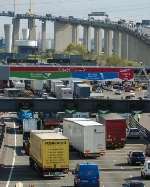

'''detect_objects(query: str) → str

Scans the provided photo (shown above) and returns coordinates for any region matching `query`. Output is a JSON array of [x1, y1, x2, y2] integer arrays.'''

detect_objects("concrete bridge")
[[1, 11, 150, 64]]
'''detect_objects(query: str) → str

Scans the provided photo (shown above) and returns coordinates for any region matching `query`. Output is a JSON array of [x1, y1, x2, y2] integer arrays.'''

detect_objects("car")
[[73, 163, 100, 187], [141, 160, 150, 178], [127, 128, 140, 139], [122, 181, 145, 187], [41, 93, 48, 98], [128, 90, 135, 97], [127, 151, 145, 165], [145, 144, 150, 157], [115, 89, 122, 95]]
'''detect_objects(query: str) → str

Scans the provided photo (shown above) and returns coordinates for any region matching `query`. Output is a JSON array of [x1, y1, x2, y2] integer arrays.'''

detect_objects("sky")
[[0, 0, 150, 38]]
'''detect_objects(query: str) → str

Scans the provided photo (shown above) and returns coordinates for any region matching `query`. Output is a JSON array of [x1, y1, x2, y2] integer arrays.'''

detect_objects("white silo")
[[4, 24, 12, 53], [22, 28, 29, 40]]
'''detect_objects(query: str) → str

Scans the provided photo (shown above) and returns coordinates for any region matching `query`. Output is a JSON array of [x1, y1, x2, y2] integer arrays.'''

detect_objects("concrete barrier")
[[15, 182, 23, 187]]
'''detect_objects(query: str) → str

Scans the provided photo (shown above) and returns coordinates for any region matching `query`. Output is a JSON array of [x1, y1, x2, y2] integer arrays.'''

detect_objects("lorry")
[[63, 118, 106, 157], [97, 113, 127, 148], [29, 131, 69, 177], [22, 118, 38, 154], [17, 109, 33, 132]]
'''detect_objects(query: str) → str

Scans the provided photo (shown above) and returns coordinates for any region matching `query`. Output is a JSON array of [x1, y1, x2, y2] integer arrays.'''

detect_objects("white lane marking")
[[6, 122, 16, 187]]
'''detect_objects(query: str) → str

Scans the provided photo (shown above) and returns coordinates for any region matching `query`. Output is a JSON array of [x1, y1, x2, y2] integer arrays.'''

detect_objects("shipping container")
[[51, 80, 63, 94], [29, 131, 69, 177], [55, 84, 65, 98], [30, 80, 43, 90], [97, 113, 127, 148], [70, 80, 83, 96], [60, 87, 73, 99], [76, 83, 91, 98], [63, 118, 106, 157], [23, 118, 37, 132]]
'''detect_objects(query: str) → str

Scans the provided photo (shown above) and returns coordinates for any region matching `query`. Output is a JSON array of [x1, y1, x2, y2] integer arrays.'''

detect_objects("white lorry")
[[63, 118, 106, 157]]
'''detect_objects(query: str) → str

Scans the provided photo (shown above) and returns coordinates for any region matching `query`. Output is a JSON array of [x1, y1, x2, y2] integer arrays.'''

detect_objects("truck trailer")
[[63, 118, 106, 157], [29, 131, 69, 177], [97, 113, 127, 148]]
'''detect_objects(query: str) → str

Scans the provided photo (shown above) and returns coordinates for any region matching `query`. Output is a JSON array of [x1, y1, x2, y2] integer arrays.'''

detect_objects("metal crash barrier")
[[129, 115, 150, 142]]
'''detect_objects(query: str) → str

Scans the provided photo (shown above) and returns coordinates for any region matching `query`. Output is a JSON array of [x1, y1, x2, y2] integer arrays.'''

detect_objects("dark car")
[[127, 151, 145, 165], [73, 163, 100, 187], [122, 181, 145, 187]]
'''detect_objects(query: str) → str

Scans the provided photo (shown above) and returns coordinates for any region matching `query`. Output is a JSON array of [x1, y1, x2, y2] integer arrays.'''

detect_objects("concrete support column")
[[28, 18, 36, 40], [83, 26, 91, 52], [4, 24, 12, 53], [121, 32, 129, 60], [113, 31, 122, 57], [41, 21, 46, 51], [94, 27, 102, 54], [104, 29, 113, 56], [72, 25, 79, 44], [12, 18, 20, 50], [54, 21, 73, 52]]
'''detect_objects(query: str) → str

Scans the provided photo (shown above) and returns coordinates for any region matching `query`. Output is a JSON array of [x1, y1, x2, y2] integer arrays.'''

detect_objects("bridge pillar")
[[12, 18, 20, 51], [113, 31, 121, 57], [4, 24, 12, 53], [54, 21, 73, 52], [121, 32, 129, 60], [28, 18, 36, 40], [104, 29, 113, 56], [128, 35, 139, 61], [83, 26, 91, 52], [136, 40, 150, 65], [72, 25, 79, 44], [94, 27, 102, 54], [41, 21, 46, 51]]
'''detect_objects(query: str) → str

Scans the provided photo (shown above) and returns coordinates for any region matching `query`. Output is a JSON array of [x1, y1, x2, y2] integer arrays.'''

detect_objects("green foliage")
[[105, 55, 139, 67], [64, 43, 87, 56]]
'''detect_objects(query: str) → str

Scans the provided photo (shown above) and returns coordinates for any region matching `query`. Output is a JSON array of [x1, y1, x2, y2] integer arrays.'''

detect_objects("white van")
[[141, 160, 150, 178]]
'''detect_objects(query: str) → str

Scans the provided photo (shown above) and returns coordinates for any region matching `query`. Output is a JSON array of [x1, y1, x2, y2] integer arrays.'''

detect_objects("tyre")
[[141, 172, 145, 179], [29, 157, 34, 168]]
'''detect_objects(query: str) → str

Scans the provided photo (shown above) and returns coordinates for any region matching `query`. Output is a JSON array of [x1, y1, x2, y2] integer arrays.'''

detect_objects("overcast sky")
[[0, 0, 150, 37]]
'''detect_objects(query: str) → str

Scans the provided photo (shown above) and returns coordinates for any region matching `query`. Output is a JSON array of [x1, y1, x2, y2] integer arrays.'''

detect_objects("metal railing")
[[129, 115, 150, 142]]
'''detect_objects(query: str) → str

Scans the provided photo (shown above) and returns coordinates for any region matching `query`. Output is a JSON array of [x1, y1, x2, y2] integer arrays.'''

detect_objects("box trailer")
[[29, 131, 69, 177], [63, 118, 105, 157], [97, 113, 127, 148], [22, 118, 38, 155]]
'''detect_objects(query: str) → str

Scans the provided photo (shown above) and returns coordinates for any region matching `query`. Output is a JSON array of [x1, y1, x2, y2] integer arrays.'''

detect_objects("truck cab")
[[73, 163, 100, 187]]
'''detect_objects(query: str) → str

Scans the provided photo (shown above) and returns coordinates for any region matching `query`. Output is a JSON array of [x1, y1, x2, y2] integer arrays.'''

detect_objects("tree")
[[64, 43, 87, 56]]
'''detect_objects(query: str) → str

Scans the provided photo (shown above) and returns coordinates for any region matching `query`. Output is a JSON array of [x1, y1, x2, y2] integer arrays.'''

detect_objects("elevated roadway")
[[0, 11, 149, 46], [0, 98, 149, 112]]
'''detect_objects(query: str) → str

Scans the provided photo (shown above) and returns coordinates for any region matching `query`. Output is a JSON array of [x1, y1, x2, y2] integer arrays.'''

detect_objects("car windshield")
[[130, 129, 139, 132], [132, 152, 144, 157], [130, 183, 144, 187]]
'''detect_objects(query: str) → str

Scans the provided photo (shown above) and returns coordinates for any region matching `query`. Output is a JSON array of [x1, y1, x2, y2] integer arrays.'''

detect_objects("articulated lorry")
[[29, 130, 69, 177]]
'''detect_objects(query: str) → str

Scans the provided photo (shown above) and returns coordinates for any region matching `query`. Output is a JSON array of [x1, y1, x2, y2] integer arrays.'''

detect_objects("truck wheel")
[[141, 172, 145, 179], [29, 157, 34, 168]]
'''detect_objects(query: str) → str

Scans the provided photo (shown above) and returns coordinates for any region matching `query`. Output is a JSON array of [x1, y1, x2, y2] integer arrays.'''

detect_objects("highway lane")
[[1, 119, 150, 187]]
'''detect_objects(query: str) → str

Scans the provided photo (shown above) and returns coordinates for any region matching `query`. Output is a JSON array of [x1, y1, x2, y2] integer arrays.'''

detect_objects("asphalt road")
[[1, 118, 150, 187]]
